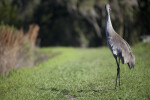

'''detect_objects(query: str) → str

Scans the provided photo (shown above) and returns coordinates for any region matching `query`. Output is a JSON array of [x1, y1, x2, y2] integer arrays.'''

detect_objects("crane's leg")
[[118, 58, 120, 86], [115, 56, 120, 89]]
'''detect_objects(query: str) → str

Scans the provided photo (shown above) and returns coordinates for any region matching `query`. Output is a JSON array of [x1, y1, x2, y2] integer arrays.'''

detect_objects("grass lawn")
[[0, 42, 150, 100]]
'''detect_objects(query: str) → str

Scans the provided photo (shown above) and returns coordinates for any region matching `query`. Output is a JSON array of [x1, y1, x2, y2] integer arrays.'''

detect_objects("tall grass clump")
[[0, 25, 36, 76]]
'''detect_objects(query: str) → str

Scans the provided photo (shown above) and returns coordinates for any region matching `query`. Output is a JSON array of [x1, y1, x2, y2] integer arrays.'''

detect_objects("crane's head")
[[105, 4, 111, 12]]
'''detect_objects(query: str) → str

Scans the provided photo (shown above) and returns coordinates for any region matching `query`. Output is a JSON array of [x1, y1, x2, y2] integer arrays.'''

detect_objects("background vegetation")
[[0, 25, 36, 75], [0, 0, 149, 47]]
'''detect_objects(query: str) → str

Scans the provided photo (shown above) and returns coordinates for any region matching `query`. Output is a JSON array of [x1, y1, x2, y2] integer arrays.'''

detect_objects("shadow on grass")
[[51, 88, 77, 99], [37, 87, 116, 99], [37, 87, 76, 99], [77, 88, 116, 93]]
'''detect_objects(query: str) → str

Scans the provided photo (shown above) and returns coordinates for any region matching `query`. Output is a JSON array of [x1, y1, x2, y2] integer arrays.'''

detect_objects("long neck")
[[106, 9, 114, 34]]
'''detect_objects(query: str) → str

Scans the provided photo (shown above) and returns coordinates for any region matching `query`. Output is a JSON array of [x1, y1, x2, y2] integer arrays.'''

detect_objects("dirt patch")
[[34, 51, 61, 65]]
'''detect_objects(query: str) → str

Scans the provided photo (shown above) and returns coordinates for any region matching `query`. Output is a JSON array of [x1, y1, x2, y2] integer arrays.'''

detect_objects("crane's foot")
[[119, 77, 121, 87], [115, 80, 117, 89]]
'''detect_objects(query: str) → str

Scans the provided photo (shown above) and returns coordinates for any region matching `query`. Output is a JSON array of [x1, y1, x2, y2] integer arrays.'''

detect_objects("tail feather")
[[128, 62, 134, 69], [128, 53, 135, 69]]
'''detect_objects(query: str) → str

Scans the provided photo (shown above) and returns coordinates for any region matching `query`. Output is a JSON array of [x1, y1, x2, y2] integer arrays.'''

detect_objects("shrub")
[[0, 25, 36, 76]]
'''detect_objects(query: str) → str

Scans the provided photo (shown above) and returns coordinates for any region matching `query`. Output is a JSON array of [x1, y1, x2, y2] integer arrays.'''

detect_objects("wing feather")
[[108, 33, 133, 64]]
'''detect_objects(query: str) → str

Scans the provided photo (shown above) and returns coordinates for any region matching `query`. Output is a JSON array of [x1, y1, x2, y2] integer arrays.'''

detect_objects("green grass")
[[0, 42, 150, 100]]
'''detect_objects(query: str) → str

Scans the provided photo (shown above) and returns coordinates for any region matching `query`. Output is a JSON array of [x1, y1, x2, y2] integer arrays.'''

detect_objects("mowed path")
[[0, 42, 150, 100]]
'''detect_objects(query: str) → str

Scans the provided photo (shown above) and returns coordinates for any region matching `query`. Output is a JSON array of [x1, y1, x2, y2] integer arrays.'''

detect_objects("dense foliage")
[[0, 0, 149, 47]]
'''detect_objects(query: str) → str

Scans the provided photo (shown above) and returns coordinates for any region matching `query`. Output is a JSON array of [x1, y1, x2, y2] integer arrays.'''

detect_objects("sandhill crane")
[[105, 4, 135, 88]]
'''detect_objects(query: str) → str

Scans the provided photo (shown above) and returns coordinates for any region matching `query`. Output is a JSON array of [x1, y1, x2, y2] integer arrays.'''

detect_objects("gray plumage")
[[105, 4, 135, 88]]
